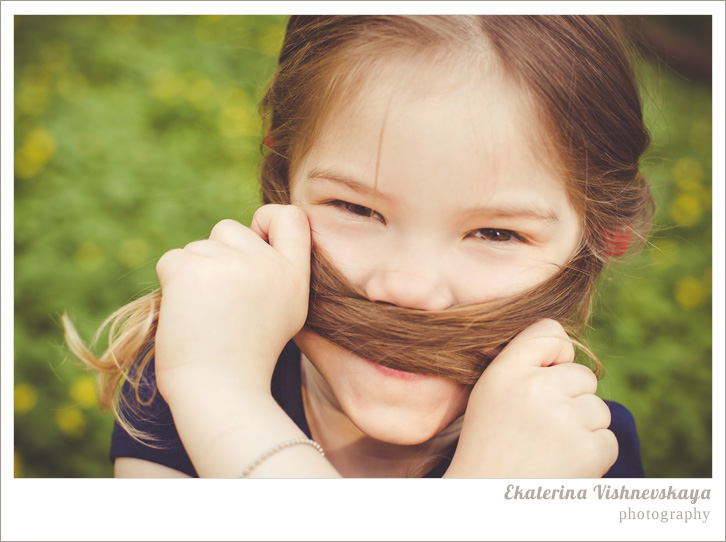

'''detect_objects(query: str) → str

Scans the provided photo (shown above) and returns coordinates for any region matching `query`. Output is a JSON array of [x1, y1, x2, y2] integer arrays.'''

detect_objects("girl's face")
[[290, 57, 582, 446]]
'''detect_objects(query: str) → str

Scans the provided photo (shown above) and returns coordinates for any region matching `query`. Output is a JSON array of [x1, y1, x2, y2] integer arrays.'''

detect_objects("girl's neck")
[[300, 354, 462, 478]]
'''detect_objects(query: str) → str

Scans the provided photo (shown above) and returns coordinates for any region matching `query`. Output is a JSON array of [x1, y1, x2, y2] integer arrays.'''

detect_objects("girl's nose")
[[363, 256, 455, 311]]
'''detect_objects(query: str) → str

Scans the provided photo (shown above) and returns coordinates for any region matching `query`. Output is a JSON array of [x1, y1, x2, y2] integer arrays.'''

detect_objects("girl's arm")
[[445, 319, 617, 478], [154, 206, 339, 478]]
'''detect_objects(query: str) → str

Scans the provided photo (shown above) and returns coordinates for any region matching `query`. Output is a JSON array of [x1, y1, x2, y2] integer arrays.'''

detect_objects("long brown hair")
[[65, 16, 654, 438]]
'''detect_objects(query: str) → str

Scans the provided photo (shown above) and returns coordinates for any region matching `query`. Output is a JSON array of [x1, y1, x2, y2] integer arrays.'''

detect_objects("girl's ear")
[[603, 227, 632, 258]]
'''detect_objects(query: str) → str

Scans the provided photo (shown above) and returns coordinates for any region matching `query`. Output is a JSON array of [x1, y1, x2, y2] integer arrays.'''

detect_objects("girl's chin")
[[340, 390, 467, 447], [296, 331, 470, 444]]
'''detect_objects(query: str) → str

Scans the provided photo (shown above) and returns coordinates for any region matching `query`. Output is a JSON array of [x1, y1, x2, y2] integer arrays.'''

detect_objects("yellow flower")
[[14, 383, 38, 413], [673, 157, 704, 192], [194, 15, 228, 44], [703, 268, 712, 295], [221, 87, 253, 111], [184, 72, 217, 111], [15, 128, 57, 178], [669, 194, 702, 227], [256, 24, 286, 57], [70, 376, 97, 409], [15, 147, 43, 178], [15, 450, 23, 477], [74, 241, 104, 272], [150, 68, 183, 104], [218, 88, 259, 137], [55, 404, 87, 437], [219, 106, 260, 137], [118, 238, 151, 269], [648, 238, 680, 269], [24, 129, 57, 163], [674, 276, 705, 310], [107, 15, 138, 32]]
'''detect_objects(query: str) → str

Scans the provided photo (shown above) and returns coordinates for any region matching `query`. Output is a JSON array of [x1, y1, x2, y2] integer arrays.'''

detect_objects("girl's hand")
[[149, 205, 337, 478], [154, 204, 311, 404], [445, 319, 618, 478]]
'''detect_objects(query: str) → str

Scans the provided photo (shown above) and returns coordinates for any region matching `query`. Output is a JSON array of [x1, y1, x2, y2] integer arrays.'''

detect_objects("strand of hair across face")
[[304, 246, 600, 386]]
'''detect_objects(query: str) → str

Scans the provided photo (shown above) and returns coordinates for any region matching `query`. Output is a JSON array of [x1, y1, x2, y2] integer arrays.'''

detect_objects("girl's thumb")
[[251, 204, 312, 269], [488, 319, 575, 369]]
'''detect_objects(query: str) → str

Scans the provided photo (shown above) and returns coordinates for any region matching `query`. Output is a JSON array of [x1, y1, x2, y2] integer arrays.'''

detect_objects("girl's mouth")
[[364, 359, 432, 381]]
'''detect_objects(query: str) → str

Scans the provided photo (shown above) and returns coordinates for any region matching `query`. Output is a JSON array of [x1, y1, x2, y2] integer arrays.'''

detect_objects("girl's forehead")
[[297, 55, 561, 195]]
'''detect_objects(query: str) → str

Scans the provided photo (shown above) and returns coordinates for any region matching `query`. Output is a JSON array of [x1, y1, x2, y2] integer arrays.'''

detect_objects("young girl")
[[66, 15, 652, 478]]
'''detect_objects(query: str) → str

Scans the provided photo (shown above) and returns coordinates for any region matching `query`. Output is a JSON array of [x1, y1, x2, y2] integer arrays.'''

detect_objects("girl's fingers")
[[250, 204, 312, 270], [182, 239, 227, 256], [209, 218, 263, 251], [543, 362, 598, 397], [159, 238, 238, 276], [592, 428, 619, 470], [167, 207, 310, 272], [572, 393, 612, 431], [489, 319, 576, 369], [156, 247, 184, 278]]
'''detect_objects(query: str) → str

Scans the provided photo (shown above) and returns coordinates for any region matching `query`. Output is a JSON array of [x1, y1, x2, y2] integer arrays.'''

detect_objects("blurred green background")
[[13, 15, 713, 478]]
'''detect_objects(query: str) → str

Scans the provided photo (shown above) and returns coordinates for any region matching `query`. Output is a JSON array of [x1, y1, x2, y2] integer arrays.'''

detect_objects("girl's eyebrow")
[[462, 205, 561, 223], [308, 167, 559, 222], [307, 168, 391, 201]]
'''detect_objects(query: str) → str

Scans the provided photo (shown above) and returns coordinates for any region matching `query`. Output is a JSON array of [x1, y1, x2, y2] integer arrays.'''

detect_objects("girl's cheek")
[[307, 209, 384, 256]]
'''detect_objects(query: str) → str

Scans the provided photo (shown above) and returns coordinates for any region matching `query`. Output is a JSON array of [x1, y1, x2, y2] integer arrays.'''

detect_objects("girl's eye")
[[470, 228, 525, 243], [328, 200, 386, 223]]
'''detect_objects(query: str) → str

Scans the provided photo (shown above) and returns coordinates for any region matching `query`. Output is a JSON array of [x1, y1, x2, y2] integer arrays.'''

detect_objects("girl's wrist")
[[166, 383, 338, 477], [156, 360, 274, 410]]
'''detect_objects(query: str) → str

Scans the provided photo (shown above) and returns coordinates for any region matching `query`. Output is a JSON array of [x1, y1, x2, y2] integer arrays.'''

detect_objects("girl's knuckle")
[[211, 219, 237, 237], [603, 430, 619, 464], [286, 204, 307, 219], [589, 429, 618, 468], [599, 399, 613, 428], [536, 318, 566, 336], [575, 362, 597, 381], [156, 248, 182, 274]]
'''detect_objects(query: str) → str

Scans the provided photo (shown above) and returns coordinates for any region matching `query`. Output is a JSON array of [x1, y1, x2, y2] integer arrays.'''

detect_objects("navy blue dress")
[[110, 341, 645, 477]]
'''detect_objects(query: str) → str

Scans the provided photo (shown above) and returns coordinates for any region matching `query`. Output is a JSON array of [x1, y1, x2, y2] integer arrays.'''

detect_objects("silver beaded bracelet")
[[239, 437, 325, 478]]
